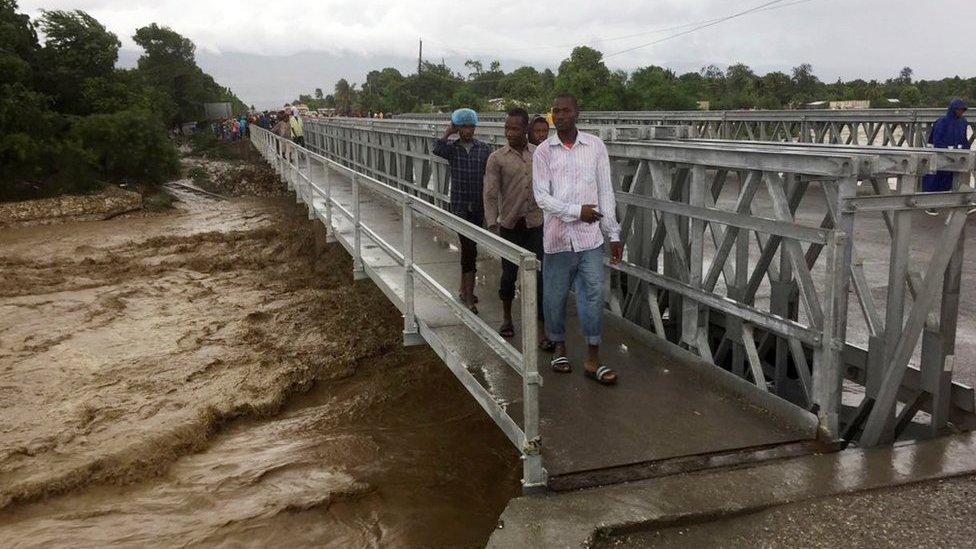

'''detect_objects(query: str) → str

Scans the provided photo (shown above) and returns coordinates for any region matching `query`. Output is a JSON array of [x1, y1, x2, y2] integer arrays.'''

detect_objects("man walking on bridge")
[[533, 94, 622, 385], [484, 108, 552, 350], [433, 108, 492, 313]]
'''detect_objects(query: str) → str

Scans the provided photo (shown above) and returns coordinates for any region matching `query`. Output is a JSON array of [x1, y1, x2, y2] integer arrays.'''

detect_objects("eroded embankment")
[[0, 196, 399, 508]]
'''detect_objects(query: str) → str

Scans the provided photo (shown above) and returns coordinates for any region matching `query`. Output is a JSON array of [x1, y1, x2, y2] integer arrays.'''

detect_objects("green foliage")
[[35, 10, 121, 115], [0, 1, 243, 201], [132, 23, 246, 124], [299, 46, 973, 116], [71, 109, 179, 185], [554, 47, 627, 110], [0, 0, 37, 84], [448, 86, 484, 111]]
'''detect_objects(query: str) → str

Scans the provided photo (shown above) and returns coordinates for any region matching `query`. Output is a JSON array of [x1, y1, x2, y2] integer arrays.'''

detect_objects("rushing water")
[[0, 191, 518, 548]]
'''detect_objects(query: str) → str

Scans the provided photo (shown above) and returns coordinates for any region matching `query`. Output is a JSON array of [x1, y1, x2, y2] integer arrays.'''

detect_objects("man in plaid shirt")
[[433, 108, 492, 313]]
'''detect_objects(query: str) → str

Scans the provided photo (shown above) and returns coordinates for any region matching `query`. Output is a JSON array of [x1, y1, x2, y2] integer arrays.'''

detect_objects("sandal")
[[551, 356, 572, 373], [458, 293, 479, 304], [498, 324, 515, 338], [584, 365, 618, 385], [538, 338, 556, 352]]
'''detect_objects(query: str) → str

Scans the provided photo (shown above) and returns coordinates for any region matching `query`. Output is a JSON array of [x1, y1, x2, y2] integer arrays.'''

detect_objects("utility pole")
[[417, 38, 423, 74]]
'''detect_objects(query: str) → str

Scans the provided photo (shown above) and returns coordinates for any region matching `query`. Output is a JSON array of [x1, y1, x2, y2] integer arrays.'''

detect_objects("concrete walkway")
[[487, 431, 976, 547], [298, 160, 819, 487]]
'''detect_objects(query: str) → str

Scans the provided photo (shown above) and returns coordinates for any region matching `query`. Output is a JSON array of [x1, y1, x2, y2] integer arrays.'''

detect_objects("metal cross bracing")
[[394, 108, 976, 149], [301, 116, 976, 449]]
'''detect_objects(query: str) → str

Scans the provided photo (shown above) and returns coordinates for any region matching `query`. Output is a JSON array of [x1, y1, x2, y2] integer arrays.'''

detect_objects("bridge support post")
[[304, 152, 315, 219], [322, 165, 336, 243], [402, 197, 424, 346], [814, 176, 857, 438], [351, 174, 367, 280], [520, 254, 546, 493]]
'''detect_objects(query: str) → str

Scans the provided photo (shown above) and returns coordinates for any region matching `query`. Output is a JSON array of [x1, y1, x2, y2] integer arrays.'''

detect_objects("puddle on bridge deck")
[[0, 186, 518, 547]]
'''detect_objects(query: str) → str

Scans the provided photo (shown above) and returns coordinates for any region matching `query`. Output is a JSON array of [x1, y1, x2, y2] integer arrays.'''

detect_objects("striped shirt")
[[532, 131, 621, 254]]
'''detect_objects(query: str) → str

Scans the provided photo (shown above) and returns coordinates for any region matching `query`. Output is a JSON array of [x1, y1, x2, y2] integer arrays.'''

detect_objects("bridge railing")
[[390, 109, 975, 149], [299, 116, 976, 445], [249, 125, 546, 490]]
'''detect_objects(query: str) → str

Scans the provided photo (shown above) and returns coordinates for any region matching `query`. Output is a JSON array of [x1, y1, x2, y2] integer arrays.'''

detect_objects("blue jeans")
[[543, 245, 605, 346]]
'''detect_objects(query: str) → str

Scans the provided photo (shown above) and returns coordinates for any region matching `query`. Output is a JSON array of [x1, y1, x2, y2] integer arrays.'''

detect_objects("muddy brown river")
[[0, 188, 518, 547]]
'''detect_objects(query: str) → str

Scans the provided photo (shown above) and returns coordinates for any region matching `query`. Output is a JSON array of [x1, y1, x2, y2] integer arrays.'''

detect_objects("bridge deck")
[[303, 163, 819, 487]]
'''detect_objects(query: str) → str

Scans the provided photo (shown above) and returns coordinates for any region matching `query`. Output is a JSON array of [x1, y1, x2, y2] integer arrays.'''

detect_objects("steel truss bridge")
[[398, 108, 976, 149], [251, 111, 976, 492]]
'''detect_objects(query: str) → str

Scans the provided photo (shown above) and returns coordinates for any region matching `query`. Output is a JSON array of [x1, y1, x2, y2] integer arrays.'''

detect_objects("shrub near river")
[[0, 2, 245, 202]]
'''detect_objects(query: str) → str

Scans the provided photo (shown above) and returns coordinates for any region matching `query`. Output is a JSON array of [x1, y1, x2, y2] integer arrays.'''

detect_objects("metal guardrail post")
[[293, 147, 303, 204], [322, 164, 336, 243], [305, 153, 314, 219], [519, 254, 546, 492], [815, 175, 857, 437], [351, 173, 367, 280], [402, 197, 423, 346]]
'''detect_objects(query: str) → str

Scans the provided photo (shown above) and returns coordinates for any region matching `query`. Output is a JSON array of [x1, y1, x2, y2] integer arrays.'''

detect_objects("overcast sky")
[[19, 0, 976, 108]]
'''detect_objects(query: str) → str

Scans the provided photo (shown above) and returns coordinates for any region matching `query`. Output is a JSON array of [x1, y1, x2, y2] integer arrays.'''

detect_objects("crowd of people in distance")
[[210, 103, 309, 145], [211, 115, 250, 141]]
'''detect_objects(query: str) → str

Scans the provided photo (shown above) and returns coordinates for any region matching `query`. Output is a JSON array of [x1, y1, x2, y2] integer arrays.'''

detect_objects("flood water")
[[0, 190, 518, 548]]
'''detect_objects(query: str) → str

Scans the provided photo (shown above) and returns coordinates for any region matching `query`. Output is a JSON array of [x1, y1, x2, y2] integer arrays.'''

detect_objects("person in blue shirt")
[[922, 98, 969, 196], [432, 108, 492, 313]]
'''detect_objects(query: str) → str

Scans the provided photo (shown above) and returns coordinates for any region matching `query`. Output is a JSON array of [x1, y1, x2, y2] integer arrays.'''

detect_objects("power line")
[[424, 0, 817, 55], [604, 0, 793, 59]]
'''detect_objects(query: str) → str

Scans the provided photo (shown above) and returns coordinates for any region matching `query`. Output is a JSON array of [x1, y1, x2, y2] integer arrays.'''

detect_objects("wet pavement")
[[609, 473, 976, 548], [489, 431, 976, 548]]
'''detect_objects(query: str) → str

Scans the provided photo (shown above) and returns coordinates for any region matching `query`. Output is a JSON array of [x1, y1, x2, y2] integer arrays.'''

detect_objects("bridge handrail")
[[384, 108, 975, 149], [249, 124, 546, 489]]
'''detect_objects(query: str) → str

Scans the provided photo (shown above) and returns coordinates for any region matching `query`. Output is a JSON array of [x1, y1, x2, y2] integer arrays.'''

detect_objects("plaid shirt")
[[433, 138, 492, 213]]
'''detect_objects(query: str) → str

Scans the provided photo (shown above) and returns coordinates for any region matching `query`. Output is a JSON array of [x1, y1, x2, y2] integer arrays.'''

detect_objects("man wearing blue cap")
[[433, 108, 492, 313]]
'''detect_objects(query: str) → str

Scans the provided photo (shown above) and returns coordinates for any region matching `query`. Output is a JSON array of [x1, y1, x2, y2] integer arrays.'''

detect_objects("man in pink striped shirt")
[[532, 94, 622, 385]]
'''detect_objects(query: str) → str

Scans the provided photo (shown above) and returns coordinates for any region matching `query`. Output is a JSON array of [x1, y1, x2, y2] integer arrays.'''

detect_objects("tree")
[[0, 0, 38, 85], [314, 87, 323, 100], [402, 61, 463, 110], [627, 65, 697, 110], [724, 63, 759, 108], [35, 10, 121, 114], [790, 63, 823, 106], [898, 67, 913, 85], [448, 85, 484, 111], [333, 78, 356, 114], [756, 71, 792, 108], [554, 46, 625, 110], [132, 23, 245, 124], [360, 67, 408, 113], [466, 59, 504, 99]]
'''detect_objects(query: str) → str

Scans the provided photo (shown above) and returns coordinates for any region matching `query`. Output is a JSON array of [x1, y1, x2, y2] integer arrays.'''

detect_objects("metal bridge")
[[398, 108, 976, 149], [250, 113, 976, 492]]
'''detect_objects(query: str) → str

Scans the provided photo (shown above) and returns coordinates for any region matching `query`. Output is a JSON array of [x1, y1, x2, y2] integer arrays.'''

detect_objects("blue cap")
[[451, 108, 478, 126]]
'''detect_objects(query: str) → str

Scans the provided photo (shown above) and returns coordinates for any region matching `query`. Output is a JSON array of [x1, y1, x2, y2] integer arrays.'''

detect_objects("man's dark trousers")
[[499, 217, 544, 320]]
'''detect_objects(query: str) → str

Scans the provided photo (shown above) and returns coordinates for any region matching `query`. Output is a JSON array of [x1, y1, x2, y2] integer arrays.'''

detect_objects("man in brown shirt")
[[484, 108, 552, 349]]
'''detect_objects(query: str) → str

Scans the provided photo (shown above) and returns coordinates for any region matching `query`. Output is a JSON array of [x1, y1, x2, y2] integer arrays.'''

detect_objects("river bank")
[[0, 158, 518, 547]]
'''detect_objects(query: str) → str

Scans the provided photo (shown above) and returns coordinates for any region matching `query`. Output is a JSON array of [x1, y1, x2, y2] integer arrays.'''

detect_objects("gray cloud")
[[21, 0, 976, 108]]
